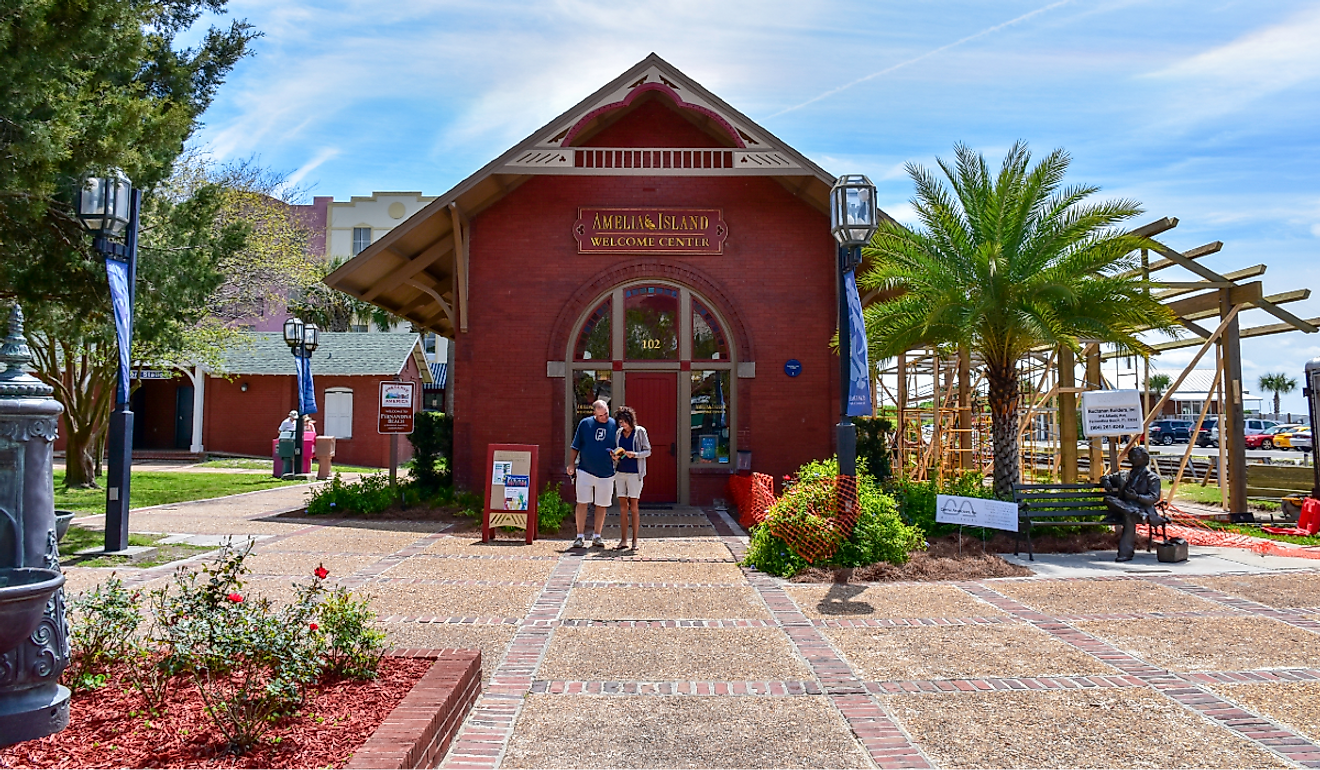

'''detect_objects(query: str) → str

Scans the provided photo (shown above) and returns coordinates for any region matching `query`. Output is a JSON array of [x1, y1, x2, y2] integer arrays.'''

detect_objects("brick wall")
[[452, 97, 838, 502]]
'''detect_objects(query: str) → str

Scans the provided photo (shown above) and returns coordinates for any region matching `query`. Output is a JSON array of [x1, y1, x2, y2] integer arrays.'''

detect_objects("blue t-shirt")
[[617, 431, 639, 474], [571, 416, 617, 478]]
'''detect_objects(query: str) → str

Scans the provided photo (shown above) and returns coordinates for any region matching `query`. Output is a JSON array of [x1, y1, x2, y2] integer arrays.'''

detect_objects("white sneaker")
[[591, 534, 605, 548], [572, 535, 585, 548]]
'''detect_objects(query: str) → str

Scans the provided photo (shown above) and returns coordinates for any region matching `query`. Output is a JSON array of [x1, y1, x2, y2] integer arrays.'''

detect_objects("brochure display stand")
[[482, 444, 539, 544]]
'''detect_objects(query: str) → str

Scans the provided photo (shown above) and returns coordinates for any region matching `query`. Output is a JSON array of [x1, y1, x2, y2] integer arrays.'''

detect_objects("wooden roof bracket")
[[450, 202, 469, 333], [363, 241, 451, 303], [407, 278, 456, 331]]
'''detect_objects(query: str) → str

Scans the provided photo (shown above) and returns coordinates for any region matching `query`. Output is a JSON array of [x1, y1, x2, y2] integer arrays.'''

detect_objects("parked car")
[[1149, 419, 1193, 445], [1207, 418, 1280, 447], [1247, 423, 1304, 450], [1293, 427, 1312, 452], [1196, 418, 1219, 447], [1276, 426, 1311, 451]]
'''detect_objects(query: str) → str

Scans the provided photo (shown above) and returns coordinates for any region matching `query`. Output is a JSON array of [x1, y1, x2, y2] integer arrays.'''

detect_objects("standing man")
[[569, 399, 617, 548]]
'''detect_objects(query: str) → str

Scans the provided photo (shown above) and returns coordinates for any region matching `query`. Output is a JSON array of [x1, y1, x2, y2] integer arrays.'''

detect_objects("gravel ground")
[[362, 581, 539, 619], [124, 512, 304, 535], [270, 527, 425, 554], [784, 583, 1007, 620], [380, 622, 515, 684], [562, 586, 771, 621], [1210, 681, 1320, 744], [503, 694, 870, 769], [824, 623, 1114, 681], [593, 540, 735, 560], [1074, 616, 1320, 672], [240, 552, 380, 578], [381, 555, 558, 582], [538, 627, 811, 681], [990, 578, 1223, 615], [886, 688, 1287, 768], [421, 537, 570, 557], [1192, 573, 1320, 609], [60, 568, 121, 597], [599, 514, 712, 526], [577, 561, 747, 585]]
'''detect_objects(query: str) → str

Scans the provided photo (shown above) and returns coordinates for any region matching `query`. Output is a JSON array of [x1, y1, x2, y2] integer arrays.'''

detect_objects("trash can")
[[315, 435, 336, 480], [277, 429, 297, 477]]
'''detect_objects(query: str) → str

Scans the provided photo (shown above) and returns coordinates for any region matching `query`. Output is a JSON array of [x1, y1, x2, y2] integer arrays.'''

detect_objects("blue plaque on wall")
[[784, 359, 802, 378]]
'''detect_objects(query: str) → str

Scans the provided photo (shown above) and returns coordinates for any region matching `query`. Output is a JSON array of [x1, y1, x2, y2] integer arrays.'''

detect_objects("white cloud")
[[286, 147, 341, 189]]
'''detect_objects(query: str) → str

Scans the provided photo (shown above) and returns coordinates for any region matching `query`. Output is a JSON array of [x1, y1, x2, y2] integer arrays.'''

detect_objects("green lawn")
[[58, 524, 213, 568], [1173, 484, 1280, 512], [54, 470, 298, 514]]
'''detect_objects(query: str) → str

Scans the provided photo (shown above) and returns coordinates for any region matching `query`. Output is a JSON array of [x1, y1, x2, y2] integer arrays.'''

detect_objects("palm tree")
[[860, 142, 1176, 497], [1258, 372, 1297, 416], [289, 256, 398, 332], [1148, 373, 1172, 399]]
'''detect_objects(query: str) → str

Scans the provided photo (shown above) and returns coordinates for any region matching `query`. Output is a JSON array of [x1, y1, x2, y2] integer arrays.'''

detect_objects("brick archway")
[[545, 259, 754, 364]]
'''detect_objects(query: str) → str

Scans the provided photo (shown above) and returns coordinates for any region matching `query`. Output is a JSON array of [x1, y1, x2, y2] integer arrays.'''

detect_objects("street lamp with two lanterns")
[[829, 174, 879, 478], [282, 317, 319, 477]]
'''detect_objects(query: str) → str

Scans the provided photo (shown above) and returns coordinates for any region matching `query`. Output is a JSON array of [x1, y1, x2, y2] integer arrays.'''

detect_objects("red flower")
[[227, 592, 243, 603], [309, 622, 319, 631], [314, 565, 329, 580]]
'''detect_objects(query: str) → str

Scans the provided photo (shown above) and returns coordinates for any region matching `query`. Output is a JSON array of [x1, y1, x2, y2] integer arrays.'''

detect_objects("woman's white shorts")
[[575, 471, 614, 507], [615, 472, 643, 499]]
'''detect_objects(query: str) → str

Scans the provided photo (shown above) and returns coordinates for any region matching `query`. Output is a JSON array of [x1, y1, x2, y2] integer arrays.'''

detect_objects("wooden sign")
[[573, 208, 727, 255], [482, 443, 539, 544], [378, 381, 416, 434]]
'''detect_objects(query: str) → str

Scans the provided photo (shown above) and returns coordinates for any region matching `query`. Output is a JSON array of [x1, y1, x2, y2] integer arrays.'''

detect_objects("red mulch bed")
[[2, 657, 432, 769]]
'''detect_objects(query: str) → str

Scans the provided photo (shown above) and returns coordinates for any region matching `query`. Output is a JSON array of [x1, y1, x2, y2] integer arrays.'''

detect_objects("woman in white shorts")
[[612, 406, 651, 551]]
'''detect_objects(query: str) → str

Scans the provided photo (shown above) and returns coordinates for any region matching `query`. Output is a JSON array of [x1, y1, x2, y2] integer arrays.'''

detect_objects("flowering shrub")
[[317, 587, 387, 679], [65, 575, 141, 692]]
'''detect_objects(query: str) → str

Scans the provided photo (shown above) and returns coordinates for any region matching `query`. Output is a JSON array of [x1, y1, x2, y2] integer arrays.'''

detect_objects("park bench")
[[1013, 483, 1167, 560]]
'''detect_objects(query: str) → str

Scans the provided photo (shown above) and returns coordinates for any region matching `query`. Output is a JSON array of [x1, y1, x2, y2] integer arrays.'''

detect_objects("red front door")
[[626, 372, 677, 503]]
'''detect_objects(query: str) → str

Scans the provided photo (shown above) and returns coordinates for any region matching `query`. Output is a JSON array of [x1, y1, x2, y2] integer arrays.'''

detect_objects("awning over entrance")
[[325, 53, 848, 338]]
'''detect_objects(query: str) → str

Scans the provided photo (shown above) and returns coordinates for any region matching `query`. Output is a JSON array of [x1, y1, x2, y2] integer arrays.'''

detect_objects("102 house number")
[[640, 339, 662, 350]]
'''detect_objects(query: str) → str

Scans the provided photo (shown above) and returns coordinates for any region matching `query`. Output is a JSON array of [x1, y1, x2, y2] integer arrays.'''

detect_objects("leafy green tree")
[[0, 0, 258, 312], [289, 256, 398, 332], [1258, 372, 1297, 416], [859, 142, 1176, 497], [1148, 372, 1172, 399]]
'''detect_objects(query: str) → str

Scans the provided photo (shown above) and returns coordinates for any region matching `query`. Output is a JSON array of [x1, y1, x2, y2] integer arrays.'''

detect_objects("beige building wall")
[[326, 192, 436, 259]]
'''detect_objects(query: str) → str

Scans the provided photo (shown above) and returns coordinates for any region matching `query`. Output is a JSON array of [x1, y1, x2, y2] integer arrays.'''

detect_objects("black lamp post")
[[282, 317, 319, 477], [75, 170, 139, 552], [829, 174, 879, 478]]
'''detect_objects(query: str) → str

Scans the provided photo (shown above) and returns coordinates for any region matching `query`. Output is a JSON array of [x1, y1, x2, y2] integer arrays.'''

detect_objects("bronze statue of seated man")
[[1100, 446, 1166, 562]]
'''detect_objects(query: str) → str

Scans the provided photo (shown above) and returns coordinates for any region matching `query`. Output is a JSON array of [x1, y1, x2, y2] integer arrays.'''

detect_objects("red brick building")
[[328, 54, 890, 504]]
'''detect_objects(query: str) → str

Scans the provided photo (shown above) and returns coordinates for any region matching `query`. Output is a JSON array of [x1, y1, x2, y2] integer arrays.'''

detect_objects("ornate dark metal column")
[[0, 305, 70, 745]]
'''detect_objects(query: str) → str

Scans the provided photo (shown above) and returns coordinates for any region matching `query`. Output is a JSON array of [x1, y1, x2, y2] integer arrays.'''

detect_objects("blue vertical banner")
[[844, 271, 873, 417], [104, 258, 132, 406], [296, 351, 318, 416]]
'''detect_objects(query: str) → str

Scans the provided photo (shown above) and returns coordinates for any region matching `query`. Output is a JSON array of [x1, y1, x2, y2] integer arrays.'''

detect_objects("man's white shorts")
[[575, 471, 614, 507], [615, 472, 643, 499]]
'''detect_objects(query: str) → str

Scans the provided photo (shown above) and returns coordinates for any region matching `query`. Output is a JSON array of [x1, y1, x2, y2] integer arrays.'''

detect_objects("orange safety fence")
[[1137, 500, 1320, 561], [727, 473, 776, 529], [765, 475, 861, 564]]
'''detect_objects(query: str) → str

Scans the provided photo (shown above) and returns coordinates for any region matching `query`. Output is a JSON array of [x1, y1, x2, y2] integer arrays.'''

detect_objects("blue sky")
[[193, 0, 1320, 414]]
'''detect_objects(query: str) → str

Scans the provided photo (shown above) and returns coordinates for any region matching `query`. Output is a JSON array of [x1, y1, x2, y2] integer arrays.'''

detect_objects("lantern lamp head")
[[283, 317, 305, 349], [76, 170, 133, 239], [830, 174, 879, 248], [302, 322, 320, 353]]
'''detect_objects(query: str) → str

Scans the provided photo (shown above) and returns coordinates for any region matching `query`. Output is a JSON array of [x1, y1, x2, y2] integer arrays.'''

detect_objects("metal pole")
[[836, 245, 857, 477], [1304, 358, 1320, 498], [293, 340, 304, 478], [104, 189, 140, 553]]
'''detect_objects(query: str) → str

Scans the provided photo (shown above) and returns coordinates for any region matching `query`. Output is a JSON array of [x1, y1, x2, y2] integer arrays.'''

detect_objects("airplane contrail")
[[769, 0, 1074, 118]]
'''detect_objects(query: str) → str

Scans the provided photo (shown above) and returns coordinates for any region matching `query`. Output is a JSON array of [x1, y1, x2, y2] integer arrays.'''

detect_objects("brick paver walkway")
[[63, 489, 1320, 768]]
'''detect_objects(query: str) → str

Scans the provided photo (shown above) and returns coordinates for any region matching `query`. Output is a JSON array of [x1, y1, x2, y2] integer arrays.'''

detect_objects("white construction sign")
[[936, 494, 1019, 532], [1081, 389, 1144, 437]]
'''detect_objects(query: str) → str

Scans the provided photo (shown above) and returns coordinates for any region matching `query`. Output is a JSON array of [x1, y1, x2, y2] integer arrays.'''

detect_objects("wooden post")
[[957, 346, 971, 470], [1059, 346, 1077, 483], [897, 352, 907, 479], [1220, 290, 1247, 514], [389, 434, 398, 487], [1086, 345, 1103, 482]]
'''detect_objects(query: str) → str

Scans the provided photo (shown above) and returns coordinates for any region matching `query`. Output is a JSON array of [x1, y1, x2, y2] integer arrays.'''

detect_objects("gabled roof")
[[325, 53, 849, 339], [216, 332, 432, 383]]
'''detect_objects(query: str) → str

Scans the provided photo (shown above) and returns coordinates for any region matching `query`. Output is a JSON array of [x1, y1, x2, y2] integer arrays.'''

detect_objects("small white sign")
[[1081, 389, 1144, 437], [936, 494, 1019, 532]]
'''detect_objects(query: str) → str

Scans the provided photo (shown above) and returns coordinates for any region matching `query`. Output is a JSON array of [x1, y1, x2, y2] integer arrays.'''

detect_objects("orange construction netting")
[[1138, 502, 1320, 561], [765, 475, 860, 564]]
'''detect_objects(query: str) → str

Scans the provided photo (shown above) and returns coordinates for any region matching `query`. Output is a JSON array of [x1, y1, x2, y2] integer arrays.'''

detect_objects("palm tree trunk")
[[987, 363, 1021, 499], [1274, 392, 1281, 416]]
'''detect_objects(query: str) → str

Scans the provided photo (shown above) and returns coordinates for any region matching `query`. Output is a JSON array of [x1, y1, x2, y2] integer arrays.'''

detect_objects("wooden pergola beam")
[[1163, 281, 1264, 319], [361, 238, 453, 302]]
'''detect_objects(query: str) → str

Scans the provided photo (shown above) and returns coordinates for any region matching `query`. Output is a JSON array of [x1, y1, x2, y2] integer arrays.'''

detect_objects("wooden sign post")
[[482, 444, 539, 544], [378, 381, 416, 487]]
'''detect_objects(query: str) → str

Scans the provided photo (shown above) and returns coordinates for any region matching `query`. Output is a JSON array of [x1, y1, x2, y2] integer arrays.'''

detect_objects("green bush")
[[852, 417, 893, 482], [742, 457, 925, 578], [64, 575, 141, 692], [408, 412, 452, 493], [317, 586, 387, 680], [888, 472, 996, 538], [536, 482, 573, 534], [306, 472, 398, 515]]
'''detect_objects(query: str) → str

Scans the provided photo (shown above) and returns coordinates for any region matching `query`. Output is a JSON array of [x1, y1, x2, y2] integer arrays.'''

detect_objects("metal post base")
[[105, 409, 133, 552], [0, 684, 69, 748], [837, 421, 857, 477]]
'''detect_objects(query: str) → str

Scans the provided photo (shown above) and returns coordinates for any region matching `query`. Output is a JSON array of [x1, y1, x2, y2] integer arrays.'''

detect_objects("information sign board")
[[935, 494, 1019, 532], [378, 381, 416, 434], [1081, 389, 1144, 437], [482, 444, 540, 544]]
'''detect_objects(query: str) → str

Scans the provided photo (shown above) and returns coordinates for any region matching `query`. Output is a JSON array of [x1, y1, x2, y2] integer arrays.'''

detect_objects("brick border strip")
[[347, 649, 482, 770], [533, 679, 823, 694], [963, 581, 1320, 768], [1143, 575, 1320, 635]]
